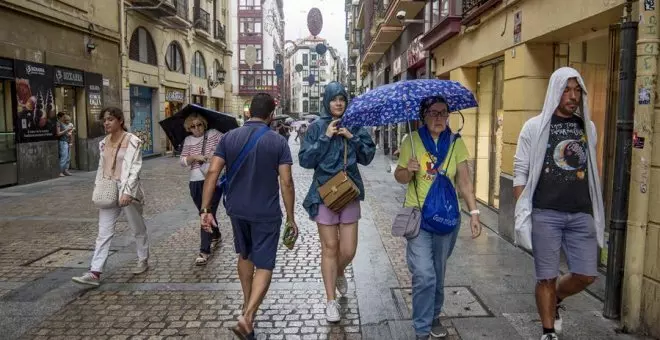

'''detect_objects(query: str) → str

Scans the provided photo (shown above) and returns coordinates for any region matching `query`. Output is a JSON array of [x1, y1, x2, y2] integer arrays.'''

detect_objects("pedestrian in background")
[[200, 93, 297, 340], [55, 112, 74, 177], [72, 107, 149, 287], [299, 81, 375, 323], [179, 113, 223, 266], [394, 96, 482, 340], [514, 67, 604, 340]]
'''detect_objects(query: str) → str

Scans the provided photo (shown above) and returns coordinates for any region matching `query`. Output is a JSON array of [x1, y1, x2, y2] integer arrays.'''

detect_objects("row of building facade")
[[343, 0, 659, 337], [0, 0, 285, 187]]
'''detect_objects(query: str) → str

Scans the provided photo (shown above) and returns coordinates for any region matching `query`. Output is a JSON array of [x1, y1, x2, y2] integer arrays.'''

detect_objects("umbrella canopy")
[[273, 114, 290, 121], [303, 114, 320, 120], [342, 79, 478, 127], [159, 104, 238, 148], [291, 120, 309, 129]]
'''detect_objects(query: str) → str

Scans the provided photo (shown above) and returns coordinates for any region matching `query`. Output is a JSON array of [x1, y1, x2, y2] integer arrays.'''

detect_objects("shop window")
[[166, 41, 185, 73], [192, 51, 207, 78], [129, 27, 158, 66], [302, 100, 308, 112], [0, 81, 15, 164]]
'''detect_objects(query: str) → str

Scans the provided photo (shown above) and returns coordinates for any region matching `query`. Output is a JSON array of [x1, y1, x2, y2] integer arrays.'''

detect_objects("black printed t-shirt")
[[533, 114, 592, 214]]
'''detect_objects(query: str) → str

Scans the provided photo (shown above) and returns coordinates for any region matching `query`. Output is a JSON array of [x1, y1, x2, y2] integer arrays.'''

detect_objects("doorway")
[[55, 86, 79, 169], [130, 85, 154, 155]]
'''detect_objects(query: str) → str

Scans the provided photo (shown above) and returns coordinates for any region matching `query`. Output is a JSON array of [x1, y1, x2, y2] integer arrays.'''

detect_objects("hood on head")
[[541, 67, 589, 122], [321, 81, 348, 118]]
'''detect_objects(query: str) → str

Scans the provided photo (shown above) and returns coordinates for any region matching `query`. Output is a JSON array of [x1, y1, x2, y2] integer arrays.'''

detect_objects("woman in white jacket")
[[72, 107, 149, 287]]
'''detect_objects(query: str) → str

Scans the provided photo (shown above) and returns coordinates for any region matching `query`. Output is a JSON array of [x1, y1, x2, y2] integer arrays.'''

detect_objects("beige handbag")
[[317, 139, 361, 213], [92, 134, 126, 209]]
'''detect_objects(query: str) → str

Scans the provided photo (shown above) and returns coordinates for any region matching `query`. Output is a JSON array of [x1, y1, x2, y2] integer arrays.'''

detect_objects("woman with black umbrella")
[[180, 113, 223, 265]]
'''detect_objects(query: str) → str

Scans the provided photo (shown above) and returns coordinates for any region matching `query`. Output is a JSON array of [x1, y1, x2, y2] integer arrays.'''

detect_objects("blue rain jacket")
[[299, 82, 376, 219]]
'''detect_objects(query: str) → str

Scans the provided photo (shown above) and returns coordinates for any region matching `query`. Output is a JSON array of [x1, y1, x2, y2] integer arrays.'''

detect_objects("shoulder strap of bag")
[[343, 138, 348, 172], [105, 133, 127, 177], [225, 126, 269, 183], [192, 131, 208, 170]]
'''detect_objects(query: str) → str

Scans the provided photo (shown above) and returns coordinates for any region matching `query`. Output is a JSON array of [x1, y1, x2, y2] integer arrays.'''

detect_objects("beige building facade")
[[122, 0, 233, 156]]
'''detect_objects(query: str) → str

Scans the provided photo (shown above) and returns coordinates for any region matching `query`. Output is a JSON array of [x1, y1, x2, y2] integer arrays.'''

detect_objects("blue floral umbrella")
[[342, 79, 478, 127]]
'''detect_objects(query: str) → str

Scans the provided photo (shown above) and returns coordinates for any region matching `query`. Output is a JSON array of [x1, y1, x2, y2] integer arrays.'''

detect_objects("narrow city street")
[[0, 138, 645, 340]]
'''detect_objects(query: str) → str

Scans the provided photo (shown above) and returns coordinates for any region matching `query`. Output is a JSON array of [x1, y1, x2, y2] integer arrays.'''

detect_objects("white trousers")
[[90, 187, 149, 272]]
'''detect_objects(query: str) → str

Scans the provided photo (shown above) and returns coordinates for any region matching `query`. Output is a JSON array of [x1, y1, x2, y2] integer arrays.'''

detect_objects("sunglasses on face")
[[424, 110, 449, 118], [190, 123, 204, 129]]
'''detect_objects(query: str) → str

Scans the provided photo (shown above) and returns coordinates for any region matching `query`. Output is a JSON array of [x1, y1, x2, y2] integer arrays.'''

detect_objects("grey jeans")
[[531, 208, 598, 280]]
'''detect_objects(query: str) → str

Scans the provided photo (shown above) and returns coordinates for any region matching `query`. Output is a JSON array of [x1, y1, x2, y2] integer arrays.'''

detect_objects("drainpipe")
[[119, 0, 128, 115], [622, 0, 659, 331], [603, 0, 636, 319]]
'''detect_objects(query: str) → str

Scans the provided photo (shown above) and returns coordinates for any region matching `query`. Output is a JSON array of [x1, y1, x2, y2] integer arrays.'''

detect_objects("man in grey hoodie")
[[513, 67, 605, 340]]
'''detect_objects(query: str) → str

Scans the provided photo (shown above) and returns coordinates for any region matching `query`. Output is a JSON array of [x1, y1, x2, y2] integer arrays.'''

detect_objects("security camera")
[[396, 10, 406, 21]]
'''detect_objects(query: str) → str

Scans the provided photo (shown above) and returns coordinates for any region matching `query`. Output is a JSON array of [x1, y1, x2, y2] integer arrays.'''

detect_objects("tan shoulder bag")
[[317, 138, 361, 212]]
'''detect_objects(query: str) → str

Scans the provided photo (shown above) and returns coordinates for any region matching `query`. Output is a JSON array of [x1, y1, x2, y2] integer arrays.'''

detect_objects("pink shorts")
[[314, 200, 361, 225]]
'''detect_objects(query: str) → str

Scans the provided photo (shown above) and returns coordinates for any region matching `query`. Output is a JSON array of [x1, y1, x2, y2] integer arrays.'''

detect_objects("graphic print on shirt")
[[543, 118, 588, 182], [423, 152, 438, 181]]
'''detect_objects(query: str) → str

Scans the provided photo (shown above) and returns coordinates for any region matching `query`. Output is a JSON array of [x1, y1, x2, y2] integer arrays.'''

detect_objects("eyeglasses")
[[190, 123, 204, 129], [424, 110, 449, 118]]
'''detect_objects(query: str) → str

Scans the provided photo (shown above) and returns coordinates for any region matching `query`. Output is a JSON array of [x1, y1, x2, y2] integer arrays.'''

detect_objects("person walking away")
[[394, 97, 482, 340], [200, 93, 297, 340], [72, 107, 149, 286], [513, 67, 604, 340], [179, 113, 223, 265], [56, 112, 74, 177], [299, 81, 376, 323]]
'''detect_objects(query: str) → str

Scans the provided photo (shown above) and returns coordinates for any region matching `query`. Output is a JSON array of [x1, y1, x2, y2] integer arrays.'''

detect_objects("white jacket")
[[513, 67, 605, 250], [95, 133, 145, 203]]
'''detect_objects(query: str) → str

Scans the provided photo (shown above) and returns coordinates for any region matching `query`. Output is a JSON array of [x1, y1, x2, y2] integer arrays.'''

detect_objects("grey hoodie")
[[513, 67, 605, 250]]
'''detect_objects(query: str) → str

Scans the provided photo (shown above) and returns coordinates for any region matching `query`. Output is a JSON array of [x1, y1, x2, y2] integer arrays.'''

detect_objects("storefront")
[[53, 66, 85, 170], [129, 85, 155, 155], [0, 58, 16, 186], [192, 85, 207, 107], [165, 87, 185, 152]]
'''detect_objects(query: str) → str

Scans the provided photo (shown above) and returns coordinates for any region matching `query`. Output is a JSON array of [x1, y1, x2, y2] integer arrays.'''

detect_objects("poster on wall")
[[85, 72, 105, 138], [14, 60, 56, 142], [130, 85, 154, 155]]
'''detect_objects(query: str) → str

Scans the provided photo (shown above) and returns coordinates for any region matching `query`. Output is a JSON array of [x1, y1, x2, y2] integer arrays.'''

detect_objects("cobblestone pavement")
[[0, 137, 650, 340]]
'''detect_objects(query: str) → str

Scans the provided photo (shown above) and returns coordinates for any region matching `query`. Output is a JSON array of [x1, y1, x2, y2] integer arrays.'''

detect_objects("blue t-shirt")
[[214, 121, 293, 222]]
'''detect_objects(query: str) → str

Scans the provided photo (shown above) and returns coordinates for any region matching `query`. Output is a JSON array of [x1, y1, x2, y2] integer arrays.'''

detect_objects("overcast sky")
[[283, 0, 347, 58]]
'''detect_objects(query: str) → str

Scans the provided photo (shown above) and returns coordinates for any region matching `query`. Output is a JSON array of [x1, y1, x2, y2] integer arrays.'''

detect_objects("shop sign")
[[407, 36, 428, 69], [166, 88, 185, 103], [85, 72, 104, 138], [54, 67, 84, 87], [14, 60, 56, 142], [0, 58, 13, 79]]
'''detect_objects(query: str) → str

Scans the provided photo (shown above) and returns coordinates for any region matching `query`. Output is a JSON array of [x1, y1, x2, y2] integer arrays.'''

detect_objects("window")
[[302, 69, 309, 79], [310, 100, 319, 113], [239, 45, 263, 65], [166, 41, 184, 73], [302, 54, 309, 66], [239, 0, 261, 10], [303, 100, 309, 112], [310, 84, 319, 98], [239, 17, 262, 35], [431, 0, 451, 26], [129, 27, 157, 65], [311, 53, 317, 62], [303, 85, 309, 97], [192, 51, 207, 78]]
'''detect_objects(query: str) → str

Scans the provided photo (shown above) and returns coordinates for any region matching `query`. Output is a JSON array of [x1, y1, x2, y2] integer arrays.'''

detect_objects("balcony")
[[239, 69, 278, 96], [356, 0, 365, 29], [194, 7, 211, 35], [214, 20, 226, 43], [462, 0, 501, 26], [239, 31, 263, 44], [129, 0, 177, 18], [383, 0, 426, 26], [420, 0, 462, 51], [238, 4, 262, 17]]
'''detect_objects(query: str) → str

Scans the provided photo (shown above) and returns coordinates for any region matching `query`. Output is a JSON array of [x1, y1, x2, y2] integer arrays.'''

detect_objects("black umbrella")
[[159, 104, 239, 149], [273, 114, 290, 121]]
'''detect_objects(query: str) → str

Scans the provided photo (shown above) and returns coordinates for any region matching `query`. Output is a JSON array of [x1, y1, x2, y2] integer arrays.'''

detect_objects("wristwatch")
[[200, 208, 211, 214], [469, 210, 481, 216]]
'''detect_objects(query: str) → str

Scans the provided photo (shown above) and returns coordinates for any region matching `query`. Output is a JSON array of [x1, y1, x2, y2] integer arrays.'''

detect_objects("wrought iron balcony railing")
[[174, 0, 188, 20], [194, 6, 210, 32], [214, 20, 226, 41]]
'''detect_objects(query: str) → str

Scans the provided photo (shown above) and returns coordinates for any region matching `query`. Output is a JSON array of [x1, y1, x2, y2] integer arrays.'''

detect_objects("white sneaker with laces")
[[325, 300, 341, 323], [132, 259, 148, 274], [336, 275, 348, 297], [72, 272, 100, 287], [541, 333, 559, 340]]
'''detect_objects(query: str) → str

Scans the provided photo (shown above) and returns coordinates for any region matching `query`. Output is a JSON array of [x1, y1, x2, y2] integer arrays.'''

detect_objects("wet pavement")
[[0, 137, 647, 340]]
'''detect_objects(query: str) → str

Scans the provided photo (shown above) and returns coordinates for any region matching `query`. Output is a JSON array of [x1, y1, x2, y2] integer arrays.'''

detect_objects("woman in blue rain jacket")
[[299, 81, 375, 323]]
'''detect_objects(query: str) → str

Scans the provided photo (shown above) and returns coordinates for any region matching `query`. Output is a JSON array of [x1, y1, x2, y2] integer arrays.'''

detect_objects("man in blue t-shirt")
[[200, 93, 297, 339]]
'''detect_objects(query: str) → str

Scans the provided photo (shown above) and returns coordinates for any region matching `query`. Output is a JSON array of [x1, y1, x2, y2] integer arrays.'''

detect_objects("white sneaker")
[[336, 275, 348, 297], [132, 259, 148, 274], [541, 333, 559, 340], [72, 272, 100, 287], [325, 300, 341, 323], [554, 305, 565, 333]]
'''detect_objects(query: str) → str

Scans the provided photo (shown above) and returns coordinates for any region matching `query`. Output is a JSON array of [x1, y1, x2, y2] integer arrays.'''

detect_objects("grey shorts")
[[531, 208, 598, 280]]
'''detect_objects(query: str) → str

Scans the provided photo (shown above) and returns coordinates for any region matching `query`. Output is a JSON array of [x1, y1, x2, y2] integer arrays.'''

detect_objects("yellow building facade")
[[428, 0, 659, 336]]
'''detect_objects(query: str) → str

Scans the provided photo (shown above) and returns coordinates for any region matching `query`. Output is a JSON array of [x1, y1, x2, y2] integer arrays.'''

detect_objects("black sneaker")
[[430, 317, 448, 338]]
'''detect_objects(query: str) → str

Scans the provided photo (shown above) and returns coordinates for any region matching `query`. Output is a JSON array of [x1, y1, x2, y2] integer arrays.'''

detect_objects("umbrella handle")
[[407, 121, 416, 159]]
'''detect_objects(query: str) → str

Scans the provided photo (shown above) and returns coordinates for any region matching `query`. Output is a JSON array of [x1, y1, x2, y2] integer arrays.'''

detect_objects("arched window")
[[192, 51, 207, 78], [166, 41, 185, 73], [129, 27, 157, 66]]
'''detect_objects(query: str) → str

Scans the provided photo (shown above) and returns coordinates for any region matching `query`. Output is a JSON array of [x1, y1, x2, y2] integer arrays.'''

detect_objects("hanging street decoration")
[[245, 46, 257, 68], [307, 7, 323, 37], [315, 43, 327, 55], [308, 74, 316, 86], [295, 64, 304, 72]]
